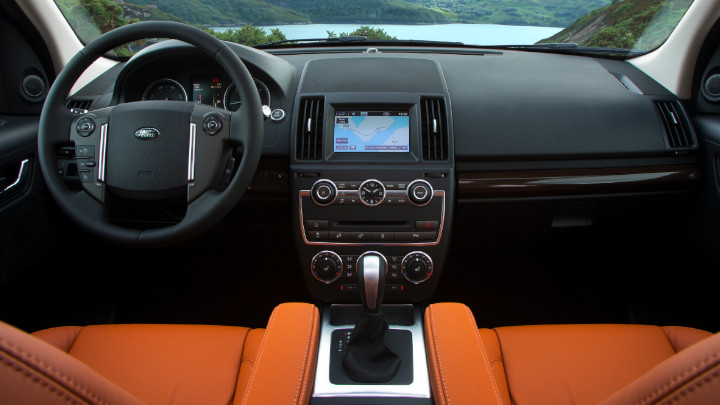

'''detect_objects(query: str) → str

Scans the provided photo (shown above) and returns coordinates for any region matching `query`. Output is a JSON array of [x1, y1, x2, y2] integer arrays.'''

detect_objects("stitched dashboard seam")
[[635, 351, 720, 405], [294, 306, 315, 405], [428, 306, 451, 405], [464, 305, 504, 405], [664, 368, 720, 404], [240, 306, 279, 405], [1, 354, 82, 404], [0, 337, 109, 405]]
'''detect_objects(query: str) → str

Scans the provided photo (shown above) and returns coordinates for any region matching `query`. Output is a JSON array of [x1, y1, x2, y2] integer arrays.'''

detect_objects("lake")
[[210, 24, 563, 46]]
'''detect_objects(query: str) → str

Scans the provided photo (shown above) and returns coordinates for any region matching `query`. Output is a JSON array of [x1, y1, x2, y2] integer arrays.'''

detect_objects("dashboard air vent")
[[66, 99, 92, 111], [654, 100, 695, 149], [420, 98, 448, 161], [296, 97, 324, 160]]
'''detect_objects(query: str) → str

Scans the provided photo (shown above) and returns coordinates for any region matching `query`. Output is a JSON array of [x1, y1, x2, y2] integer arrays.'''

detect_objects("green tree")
[[208, 25, 288, 46], [328, 26, 397, 40]]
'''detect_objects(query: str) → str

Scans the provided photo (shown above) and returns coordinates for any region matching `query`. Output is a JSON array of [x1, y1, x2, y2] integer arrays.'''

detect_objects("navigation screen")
[[333, 110, 410, 153]]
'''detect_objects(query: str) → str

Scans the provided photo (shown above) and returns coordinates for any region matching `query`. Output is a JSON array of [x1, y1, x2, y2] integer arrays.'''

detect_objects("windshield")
[[54, 0, 693, 56]]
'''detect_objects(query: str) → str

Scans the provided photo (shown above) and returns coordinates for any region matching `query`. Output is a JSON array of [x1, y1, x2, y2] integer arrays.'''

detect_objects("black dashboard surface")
[[70, 41, 695, 169]]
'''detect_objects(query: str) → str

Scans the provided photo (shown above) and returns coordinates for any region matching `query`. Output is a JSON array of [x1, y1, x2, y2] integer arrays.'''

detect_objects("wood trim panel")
[[458, 165, 699, 198]]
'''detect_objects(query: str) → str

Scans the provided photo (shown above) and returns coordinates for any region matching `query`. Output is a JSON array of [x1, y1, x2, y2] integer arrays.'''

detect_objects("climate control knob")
[[407, 180, 433, 206], [402, 251, 433, 284], [311, 179, 337, 206], [311, 251, 342, 284]]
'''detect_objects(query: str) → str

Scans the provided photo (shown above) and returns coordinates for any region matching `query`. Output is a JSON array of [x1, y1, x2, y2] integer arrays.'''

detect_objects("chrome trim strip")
[[98, 124, 107, 182], [299, 190, 445, 246], [188, 123, 196, 182], [2, 159, 29, 192], [312, 305, 431, 398]]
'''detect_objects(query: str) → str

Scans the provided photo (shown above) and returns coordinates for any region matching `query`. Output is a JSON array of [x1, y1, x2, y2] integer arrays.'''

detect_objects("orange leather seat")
[[0, 302, 319, 405], [425, 303, 720, 405]]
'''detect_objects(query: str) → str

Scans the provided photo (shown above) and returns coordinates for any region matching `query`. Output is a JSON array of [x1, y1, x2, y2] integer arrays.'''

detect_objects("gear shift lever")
[[342, 252, 401, 383], [358, 252, 385, 313]]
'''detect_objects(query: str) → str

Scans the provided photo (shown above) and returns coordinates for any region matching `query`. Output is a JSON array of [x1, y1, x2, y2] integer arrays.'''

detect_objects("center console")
[[290, 58, 453, 403], [291, 93, 454, 303]]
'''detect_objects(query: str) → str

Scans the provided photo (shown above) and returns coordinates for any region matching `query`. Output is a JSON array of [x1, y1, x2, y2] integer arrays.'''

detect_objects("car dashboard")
[[63, 39, 699, 304]]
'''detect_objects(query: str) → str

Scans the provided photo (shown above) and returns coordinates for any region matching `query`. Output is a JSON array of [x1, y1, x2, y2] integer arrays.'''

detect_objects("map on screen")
[[333, 111, 410, 153]]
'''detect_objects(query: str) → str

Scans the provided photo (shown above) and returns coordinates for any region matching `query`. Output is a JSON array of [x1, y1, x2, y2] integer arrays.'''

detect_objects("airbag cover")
[[106, 101, 193, 199]]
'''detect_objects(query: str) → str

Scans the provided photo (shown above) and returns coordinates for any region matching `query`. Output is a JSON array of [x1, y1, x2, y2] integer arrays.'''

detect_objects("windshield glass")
[[54, 0, 693, 56]]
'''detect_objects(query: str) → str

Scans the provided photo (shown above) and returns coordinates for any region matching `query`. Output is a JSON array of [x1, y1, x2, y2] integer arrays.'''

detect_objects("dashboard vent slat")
[[66, 99, 93, 111], [297, 97, 324, 160], [421, 98, 448, 161], [654, 100, 695, 150]]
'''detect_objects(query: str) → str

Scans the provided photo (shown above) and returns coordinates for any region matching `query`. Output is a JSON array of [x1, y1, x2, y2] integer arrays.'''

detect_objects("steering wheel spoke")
[[189, 104, 231, 202], [68, 107, 114, 204]]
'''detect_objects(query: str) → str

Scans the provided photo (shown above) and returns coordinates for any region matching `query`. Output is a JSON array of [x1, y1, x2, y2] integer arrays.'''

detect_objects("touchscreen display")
[[333, 110, 410, 153]]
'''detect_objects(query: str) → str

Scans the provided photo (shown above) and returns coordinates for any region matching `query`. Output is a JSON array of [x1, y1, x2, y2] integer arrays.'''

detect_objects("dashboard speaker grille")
[[296, 97, 324, 160], [66, 99, 93, 111], [420, 98, 448, 161], [654, 100, 694, 150], [704, 74, 720, 100]]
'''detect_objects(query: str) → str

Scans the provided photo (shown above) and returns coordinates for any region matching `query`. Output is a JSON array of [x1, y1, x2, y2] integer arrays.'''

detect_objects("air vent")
[[420, 98, 448, 161], [66, 99, 92, 111], [296, 97, 324, 160], [654, 100, 695, 149]]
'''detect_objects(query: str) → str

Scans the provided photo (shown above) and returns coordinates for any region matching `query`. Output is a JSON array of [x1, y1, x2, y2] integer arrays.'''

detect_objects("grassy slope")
[[405, 0, 611, 27], [537, 0, 691, 49]]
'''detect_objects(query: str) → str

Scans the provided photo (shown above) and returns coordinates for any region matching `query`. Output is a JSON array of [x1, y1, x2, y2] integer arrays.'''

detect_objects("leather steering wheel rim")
[[38, 22, 263, 248]]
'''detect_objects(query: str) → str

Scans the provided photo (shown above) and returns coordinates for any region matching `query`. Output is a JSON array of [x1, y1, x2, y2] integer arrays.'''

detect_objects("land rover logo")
[[135, 128, 160, 140]]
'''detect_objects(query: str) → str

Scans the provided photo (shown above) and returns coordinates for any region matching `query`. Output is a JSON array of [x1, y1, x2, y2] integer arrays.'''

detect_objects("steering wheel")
[[38, 22, 263, 247]]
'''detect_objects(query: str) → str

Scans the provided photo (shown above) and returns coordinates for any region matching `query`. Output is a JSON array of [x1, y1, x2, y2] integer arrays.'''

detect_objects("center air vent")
[[420, 98, 448, 161], [296, 97, 324, 160], [654, 100, 695, 150]]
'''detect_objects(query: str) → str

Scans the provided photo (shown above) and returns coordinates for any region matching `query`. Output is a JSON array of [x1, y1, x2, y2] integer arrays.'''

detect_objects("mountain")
[[537, 0, 692, 49], [122, 0, 310, 25], [116, 0, 620, 27], [405, 0, 611, 27]]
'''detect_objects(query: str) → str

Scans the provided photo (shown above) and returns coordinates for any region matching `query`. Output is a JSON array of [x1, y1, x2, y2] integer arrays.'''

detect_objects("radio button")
[[373, 232, 394, 241], [307, 231, 328, 241], [306, 220, 328, 230]]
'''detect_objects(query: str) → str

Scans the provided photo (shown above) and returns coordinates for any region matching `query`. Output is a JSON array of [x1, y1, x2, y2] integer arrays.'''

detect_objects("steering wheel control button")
[[78, 160, 97, 170], [407, 179, 433, 206], [270, 108, 286, 121], [358, 179, 386, 206], [402, 252, 433, 284], [75, 145, 95, 158], [202, 115, 223, 135], [311, 251, 342, 284], [76, 118, 96, 137], [79, 171, 94, 183], [311, 179, 337, 206]]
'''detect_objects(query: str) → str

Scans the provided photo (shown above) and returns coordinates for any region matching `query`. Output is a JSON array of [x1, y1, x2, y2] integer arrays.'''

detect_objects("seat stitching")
[[635, 351, 720, 405], [0, 338, 109, 405], [240, 307, 279, 405], [664, 367, 720, 404], [428, 306, 451, 405], [230, 328, 252, 405], [0, 354, 83, 404], [464, 305, 504, 405], [294, 306, 316, 405]]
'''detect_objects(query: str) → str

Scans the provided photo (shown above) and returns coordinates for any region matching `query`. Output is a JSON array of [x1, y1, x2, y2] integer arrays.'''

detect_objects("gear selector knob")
[[357, 252, 387, 313]]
